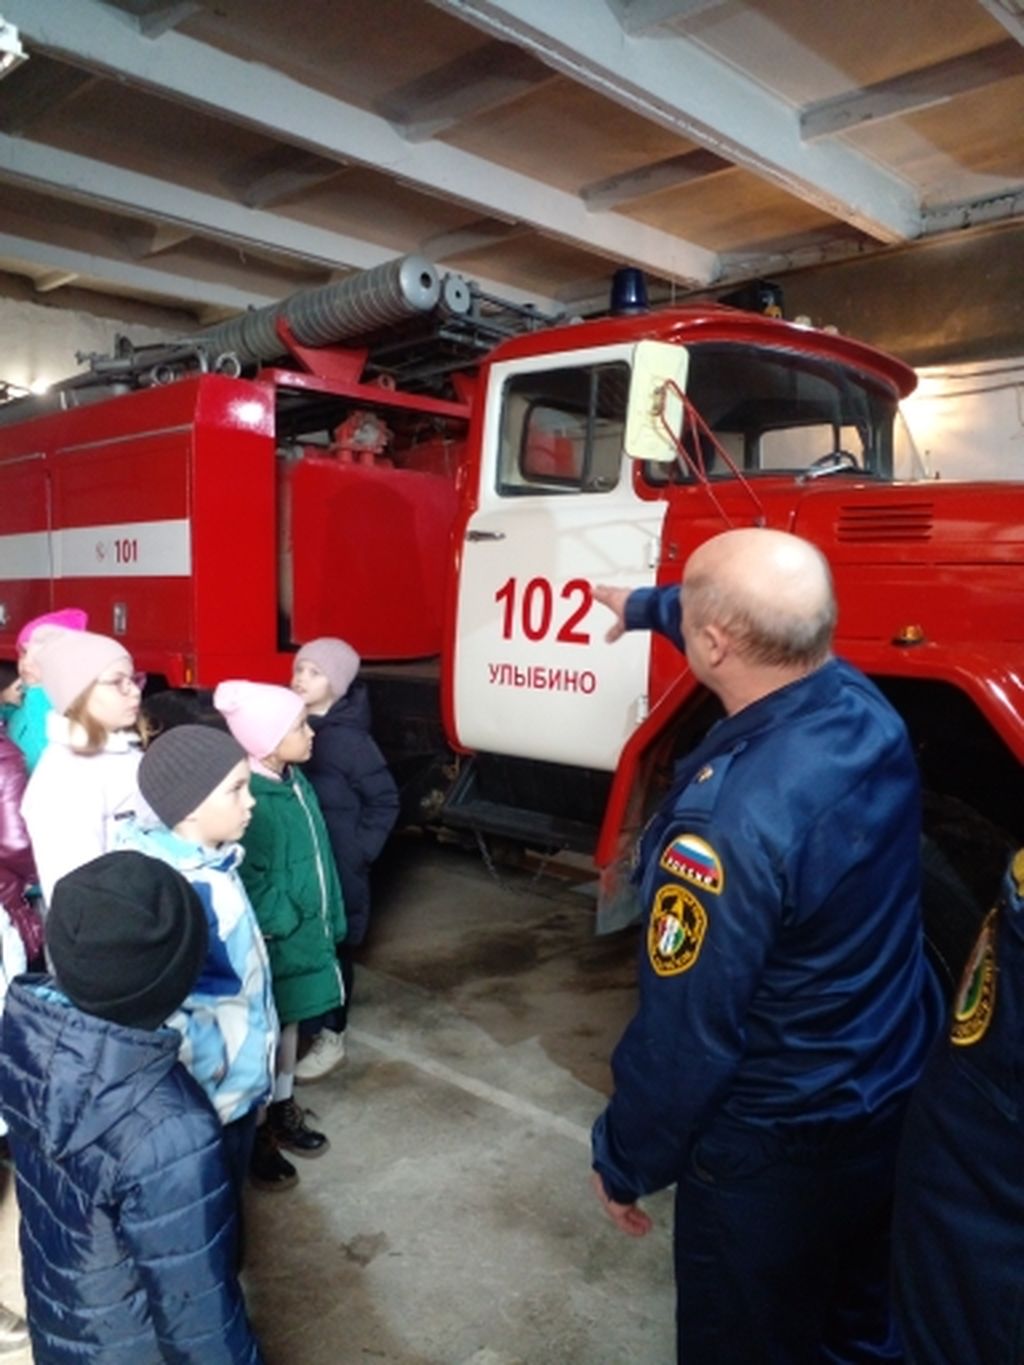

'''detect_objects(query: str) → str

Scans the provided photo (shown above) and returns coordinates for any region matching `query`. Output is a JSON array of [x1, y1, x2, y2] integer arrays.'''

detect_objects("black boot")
[[267, 1098, 330, 1158], [249, 1122, 299, 1192]]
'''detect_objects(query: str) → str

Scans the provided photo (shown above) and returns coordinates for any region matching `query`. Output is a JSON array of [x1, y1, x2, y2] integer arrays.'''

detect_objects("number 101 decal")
[[494, 576, 592, 644]]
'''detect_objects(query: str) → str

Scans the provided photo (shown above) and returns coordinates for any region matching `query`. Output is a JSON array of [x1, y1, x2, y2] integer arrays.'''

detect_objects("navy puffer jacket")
[[302, 682, 398, 945], [0, 977, 264, 1365]]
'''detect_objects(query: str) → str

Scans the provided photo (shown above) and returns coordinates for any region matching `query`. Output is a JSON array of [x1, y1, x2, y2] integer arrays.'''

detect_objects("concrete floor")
[[1, 835, 677, 1363]]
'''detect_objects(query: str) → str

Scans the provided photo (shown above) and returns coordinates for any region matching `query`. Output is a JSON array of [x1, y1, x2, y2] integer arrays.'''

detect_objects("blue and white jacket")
[[117, 823, 277, 1125]]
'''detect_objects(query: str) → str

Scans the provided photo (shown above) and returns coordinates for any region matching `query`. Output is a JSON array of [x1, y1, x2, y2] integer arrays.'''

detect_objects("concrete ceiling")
[[0, 0, 1021, 324]]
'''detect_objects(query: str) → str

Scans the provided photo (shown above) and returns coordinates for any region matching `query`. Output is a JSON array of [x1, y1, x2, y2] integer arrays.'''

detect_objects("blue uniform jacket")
[[0, 977, 264, 1365], [593, 585, 941, 1203], [893, 849, 1024, 1365]]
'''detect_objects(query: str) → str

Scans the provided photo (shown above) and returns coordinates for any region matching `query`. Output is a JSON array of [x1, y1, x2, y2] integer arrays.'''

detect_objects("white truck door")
[[452, 346, 668, 771]]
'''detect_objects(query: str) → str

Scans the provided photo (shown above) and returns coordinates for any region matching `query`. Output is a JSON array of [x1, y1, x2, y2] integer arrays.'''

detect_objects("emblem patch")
[[659, 833, 724, 894], [1012, 848, 1024, 899], [648, 883, 708, 976], [951, 910, 997, 1047]]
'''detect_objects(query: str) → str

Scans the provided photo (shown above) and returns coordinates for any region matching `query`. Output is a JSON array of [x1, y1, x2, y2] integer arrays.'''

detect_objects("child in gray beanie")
[[119, 724, 280, 1196], [0, 852, 265, 1364]]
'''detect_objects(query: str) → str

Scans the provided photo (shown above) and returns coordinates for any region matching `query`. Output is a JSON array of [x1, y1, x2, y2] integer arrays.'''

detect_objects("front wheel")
[[920, 838, 986, 1001], [920, 793, 1015, 1001]]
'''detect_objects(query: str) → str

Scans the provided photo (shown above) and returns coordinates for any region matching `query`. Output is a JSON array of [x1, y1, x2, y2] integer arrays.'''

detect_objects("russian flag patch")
[[659, 832, 724, 895]]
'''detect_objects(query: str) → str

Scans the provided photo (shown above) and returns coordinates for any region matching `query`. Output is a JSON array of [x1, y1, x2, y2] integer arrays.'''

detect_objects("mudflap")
[[596, 856, 644, 935]]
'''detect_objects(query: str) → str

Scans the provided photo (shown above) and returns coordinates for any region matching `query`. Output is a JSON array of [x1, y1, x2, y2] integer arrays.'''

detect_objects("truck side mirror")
[[623, 341, 690, 463]]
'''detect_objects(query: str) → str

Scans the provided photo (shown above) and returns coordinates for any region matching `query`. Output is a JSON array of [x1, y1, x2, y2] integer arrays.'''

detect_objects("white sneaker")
[[294, 1028, 346, 1083]]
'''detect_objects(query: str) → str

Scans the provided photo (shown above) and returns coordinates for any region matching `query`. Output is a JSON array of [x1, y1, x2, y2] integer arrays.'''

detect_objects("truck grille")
[[835, 503, 934, 542]]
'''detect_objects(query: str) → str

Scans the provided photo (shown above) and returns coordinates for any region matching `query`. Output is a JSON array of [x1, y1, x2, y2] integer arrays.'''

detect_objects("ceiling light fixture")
[[0, 17, 26, 81]]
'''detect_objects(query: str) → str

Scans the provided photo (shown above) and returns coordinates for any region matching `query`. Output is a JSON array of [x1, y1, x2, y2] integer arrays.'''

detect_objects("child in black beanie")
[[0, 852, 265, 1364]]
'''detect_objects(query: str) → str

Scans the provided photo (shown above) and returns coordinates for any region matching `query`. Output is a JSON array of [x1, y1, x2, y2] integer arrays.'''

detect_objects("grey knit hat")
[[295, 637, 361, 701], [48, 852, 208, 1031], [139, 724, 247, 830]]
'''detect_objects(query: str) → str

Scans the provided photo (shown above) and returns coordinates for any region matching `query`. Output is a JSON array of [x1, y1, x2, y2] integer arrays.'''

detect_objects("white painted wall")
[[900, 358, 1024, 482], [0, 296, 175, 395]]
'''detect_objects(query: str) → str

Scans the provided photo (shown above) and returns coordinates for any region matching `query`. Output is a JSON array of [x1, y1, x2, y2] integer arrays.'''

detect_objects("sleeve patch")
[[648, 884, 708, 977], [951, 909, 997, 1047], [659, 833, 724, 895]]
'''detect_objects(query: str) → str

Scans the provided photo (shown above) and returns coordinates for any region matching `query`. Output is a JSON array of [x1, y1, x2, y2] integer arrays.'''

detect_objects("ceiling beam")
[[117, 222, 194, 258], [420, 216, 531, 259], [420, 217, 524, 259], [0, 133, 562, 312], [606, 0, 728, 35], [716, 235, 874, 285], [5, 0, 717, 286], [922, 185, 1024, 234], [974, 0, 1024, 45], [221, 147, 348, 210], [581, 148, 731, 209], [428, 0, 922, 244], [802, 39, 1024, 140], [0, 132, 397, 271], [376, 39, 555, 142], [0, 231, 281, 310], [117, 0, 202, 40], [33, 268, 79, 293], [0, 64, 98, 136]]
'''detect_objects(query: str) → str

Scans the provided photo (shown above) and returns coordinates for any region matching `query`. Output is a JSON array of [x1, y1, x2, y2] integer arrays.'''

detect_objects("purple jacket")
[[0, 729, 41, 960]]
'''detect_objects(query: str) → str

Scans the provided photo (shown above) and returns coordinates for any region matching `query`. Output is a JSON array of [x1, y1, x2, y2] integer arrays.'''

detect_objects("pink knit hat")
[[213, 680, 305, 760], [36, 631, 132, 715], [295, 637, 360, 700], [17, 607, 88, 652]]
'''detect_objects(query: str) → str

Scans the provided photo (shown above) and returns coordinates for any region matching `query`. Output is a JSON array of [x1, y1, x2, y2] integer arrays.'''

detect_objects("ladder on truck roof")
[[0, 254, 563, 428]]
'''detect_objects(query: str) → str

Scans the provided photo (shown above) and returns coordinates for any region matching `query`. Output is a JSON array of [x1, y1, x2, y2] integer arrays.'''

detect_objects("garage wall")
[[0, 295, 177, 395], [767, 222, 1024, 369], [901, 357, 1024, 482]]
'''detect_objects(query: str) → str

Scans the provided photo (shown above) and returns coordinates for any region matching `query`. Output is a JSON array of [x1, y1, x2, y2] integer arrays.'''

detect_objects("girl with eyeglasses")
[[21, 632, 146, 905]]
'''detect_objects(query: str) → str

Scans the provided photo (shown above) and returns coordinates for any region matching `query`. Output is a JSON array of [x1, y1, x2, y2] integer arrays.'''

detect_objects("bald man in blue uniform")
[[590, 529, 943, 1365]]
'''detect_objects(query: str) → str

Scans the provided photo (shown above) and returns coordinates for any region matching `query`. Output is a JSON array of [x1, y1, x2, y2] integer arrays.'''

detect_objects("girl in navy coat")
[[291, 638, 398, 1081]]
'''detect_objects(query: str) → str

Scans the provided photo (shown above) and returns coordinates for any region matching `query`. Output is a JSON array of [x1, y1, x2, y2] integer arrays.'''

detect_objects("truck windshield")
[[643, 342, 898, 484], [497, 361, 628, 495]]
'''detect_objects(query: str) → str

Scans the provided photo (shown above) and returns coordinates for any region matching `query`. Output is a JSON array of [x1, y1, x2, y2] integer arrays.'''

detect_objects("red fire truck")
[[1, 257, 1021, 969]]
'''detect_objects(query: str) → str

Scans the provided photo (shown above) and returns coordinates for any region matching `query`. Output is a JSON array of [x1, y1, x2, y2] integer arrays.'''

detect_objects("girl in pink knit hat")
[[9, 607, 88, 774], [213, 679, 347, 1192], [20, 630, 145, 905]]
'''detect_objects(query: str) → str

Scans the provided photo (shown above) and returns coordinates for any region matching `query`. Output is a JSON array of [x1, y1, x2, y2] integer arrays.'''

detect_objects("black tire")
[[920, 793, 1015, 1002], [920, 837, 987, 1002]]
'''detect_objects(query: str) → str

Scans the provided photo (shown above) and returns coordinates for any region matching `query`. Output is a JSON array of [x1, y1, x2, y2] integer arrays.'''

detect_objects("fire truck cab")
[[1, 261, 1022, 968]]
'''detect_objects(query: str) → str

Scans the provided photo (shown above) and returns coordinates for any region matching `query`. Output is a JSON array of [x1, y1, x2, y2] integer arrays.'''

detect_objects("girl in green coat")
[[214, 679, 346, 1191]]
